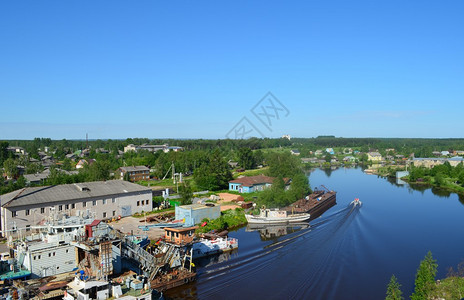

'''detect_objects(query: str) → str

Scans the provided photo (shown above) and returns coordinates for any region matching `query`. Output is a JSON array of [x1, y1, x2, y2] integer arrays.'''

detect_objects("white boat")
[[192, 237, 238, 259], [245, 209, 310, 224], [350, 198, 362, 206]]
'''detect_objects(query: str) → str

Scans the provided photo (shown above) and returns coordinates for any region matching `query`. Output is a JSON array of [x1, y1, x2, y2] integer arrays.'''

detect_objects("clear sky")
[[1, 1, 463, 140]]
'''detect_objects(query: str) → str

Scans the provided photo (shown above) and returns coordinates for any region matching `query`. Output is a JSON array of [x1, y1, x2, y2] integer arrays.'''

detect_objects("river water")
[[166, 167, 464, 299]]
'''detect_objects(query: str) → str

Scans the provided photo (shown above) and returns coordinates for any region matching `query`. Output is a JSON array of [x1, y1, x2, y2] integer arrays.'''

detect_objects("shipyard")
[[0, 176, 337, 299]]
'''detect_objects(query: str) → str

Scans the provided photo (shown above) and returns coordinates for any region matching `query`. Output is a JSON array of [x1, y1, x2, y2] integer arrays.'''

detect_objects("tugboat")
[[350, 198, 362, 206]]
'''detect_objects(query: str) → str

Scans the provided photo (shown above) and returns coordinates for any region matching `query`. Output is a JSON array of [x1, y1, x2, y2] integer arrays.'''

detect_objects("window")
[[59, 205, 63, 211], [25, 209, 30, 216], [102, 199, 107, 205], [112, 211, 116, 216], [83, 201, 87, 207], [65, 204, 69, 210], [137, 201, 140, 206], [12, 211, 17, 217], [93, 200, 96, 206], [66, 249, 69, 253], [53, 252, 56, 256], [112, 198, 116, 203], [34, 256, 36, 260], [38, 255, 41, 259], [26, 225, 31, 232], [103, 212, 107, 218], [49, 253, 51, 257], [41, 207, 45, 214], [71, 203, 75, 209]]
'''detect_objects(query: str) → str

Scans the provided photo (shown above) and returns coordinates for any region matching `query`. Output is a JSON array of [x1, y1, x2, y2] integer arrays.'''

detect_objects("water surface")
[[166, 168, 464, 299]]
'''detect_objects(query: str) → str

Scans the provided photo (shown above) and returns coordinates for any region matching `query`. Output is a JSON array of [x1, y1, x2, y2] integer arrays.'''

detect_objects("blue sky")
[[1, 1, 463, 140]]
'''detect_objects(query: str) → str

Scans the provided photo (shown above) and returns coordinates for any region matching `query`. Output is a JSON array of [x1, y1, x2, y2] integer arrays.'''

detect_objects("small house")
[[164, 226, 198, 245], [229, 175, 291, 193]]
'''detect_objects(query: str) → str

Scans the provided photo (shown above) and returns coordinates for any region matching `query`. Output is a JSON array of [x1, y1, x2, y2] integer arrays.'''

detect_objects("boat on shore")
[[246, 209, 310, 224]]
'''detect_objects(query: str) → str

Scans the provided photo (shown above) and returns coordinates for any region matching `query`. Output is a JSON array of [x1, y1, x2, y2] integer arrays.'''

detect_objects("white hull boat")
[[246, 209, 310, 224], [192, 237, 238, 259]]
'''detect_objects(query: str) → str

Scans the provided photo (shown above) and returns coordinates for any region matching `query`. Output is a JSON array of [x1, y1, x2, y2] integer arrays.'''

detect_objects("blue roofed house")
[[325, 148, 335, 155], [229, 175, 291, 193]]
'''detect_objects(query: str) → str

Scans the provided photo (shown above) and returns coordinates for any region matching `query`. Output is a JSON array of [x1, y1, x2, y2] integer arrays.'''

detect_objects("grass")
[[196, 208, 247, 234], [430, 276, 464, 300], [132, 207, 175, 218], [233, 167, 269, 178]]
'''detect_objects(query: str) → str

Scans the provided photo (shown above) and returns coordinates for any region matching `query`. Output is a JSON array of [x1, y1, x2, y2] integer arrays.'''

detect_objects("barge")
[[283, 187, 337, 221]]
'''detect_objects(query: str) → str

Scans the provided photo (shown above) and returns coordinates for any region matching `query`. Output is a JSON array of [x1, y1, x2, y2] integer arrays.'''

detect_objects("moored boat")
[[192, 237, 238, 259], [246, 209, 310, 224]]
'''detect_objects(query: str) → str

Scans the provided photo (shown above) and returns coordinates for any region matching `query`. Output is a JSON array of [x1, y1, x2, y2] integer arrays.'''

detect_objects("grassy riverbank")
[[196, 208, 247, 234]]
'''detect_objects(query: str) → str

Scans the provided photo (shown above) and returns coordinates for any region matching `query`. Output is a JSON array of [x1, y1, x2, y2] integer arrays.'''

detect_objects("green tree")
[[266, 152, 301, 178], [253, 149, 264, 166], [386, 274, 404, 300], [3, 158, 19, 179], [179, 181, 193, 205], [289, 173, 311, 200], [411, 251, 438, 300], [325, 153, 332, 163], [194, 149, 232, 190], [237, 147, 255, 169], [0, 141, 10, 165]]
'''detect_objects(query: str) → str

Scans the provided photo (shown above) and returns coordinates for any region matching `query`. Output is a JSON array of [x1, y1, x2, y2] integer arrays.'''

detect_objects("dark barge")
[[283, 188, 337, 221]]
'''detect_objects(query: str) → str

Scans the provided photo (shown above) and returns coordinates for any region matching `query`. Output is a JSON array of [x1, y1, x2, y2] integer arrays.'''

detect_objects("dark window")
[[25, 209, 30, 216], [12, 211, 17, 217], [41, 207, 45, 214]]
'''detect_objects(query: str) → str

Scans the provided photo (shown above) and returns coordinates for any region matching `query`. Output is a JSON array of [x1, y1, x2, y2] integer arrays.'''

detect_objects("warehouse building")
[[0, 180, 152, 238], [175, 204, 221, 227]]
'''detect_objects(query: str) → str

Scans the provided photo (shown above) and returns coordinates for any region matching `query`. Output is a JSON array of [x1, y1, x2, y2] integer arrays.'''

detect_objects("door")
[[121, 206, 132, 217]]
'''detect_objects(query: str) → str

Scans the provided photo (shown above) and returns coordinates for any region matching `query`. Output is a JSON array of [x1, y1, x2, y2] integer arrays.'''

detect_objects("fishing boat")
[[192, 237, 238, 259], [350, 198, 362, 206], [245, 208, 310, 224]]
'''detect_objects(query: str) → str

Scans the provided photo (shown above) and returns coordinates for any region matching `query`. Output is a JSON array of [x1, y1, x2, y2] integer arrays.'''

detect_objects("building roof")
[[89, 219, 101, 227], [118, 166, 150, 172], [1, 180, 151, 208], [177, 203, 218, 210], [229, 175, 290, 187], [164, 226, 198, 232], [368, 152, 382, 157]]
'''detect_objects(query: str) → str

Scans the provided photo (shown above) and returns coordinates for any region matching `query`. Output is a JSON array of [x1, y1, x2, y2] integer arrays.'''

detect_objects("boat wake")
[[183, 204, 362, 300]]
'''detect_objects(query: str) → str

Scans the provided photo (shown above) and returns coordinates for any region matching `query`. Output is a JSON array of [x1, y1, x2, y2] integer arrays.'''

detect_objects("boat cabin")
[[164, 226, 198, 245]]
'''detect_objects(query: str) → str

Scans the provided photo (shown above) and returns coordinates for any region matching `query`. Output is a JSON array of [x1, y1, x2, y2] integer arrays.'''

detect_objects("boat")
[[350, 198, 362, 206], [282, 187, 337, 221], [245, 208, 310, 224], [192, 237, 238, 259]]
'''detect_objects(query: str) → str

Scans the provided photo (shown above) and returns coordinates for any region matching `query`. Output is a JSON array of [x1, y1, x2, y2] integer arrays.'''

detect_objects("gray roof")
[[1, 180, 151, 208], [23, 173, 49, 182], [118, 166, 149, 172]]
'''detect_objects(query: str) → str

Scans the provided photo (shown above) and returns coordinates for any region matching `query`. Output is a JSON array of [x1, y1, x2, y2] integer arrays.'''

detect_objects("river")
[[165, 167, 464, 299]]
